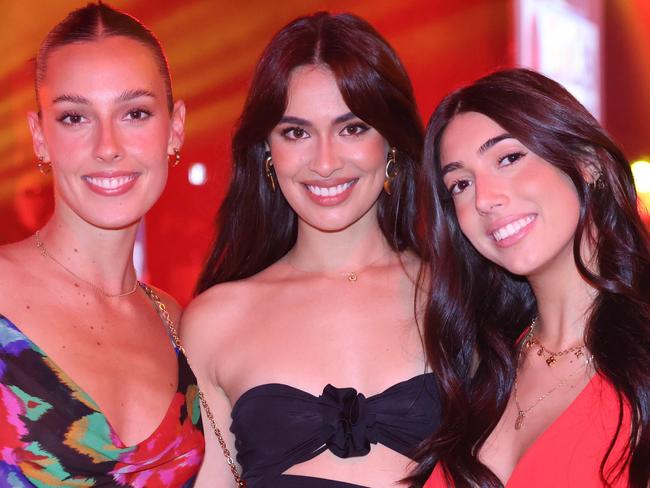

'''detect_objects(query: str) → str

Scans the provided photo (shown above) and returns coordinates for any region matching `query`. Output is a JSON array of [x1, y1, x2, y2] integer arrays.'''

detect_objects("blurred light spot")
[[188, 162, 207, 186], [631, 160, 650, 193]]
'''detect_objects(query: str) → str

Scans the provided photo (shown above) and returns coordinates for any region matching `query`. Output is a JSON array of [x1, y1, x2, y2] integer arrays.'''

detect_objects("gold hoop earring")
[[37, 156, 51, 175], [171, 148, 181, 167], [265, 153, 276, 192], [383, 147, 397, 195]]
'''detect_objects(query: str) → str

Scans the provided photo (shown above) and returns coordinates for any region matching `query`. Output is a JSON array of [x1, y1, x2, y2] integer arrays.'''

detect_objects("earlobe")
[[168, 100, 186, 154], [27, 111, 50, 162]]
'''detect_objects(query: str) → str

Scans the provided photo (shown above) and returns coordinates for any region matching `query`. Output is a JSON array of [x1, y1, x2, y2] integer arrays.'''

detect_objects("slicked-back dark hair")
[[411, 68, 650, 488], [197, 12, 423, 292], [36, 2, 173, 112]]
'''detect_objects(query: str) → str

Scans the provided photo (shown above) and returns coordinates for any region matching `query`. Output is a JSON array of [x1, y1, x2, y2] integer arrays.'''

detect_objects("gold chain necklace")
[[524, 318, 585, 367], [35, 231, 139, 298], [286, 251, 390, 283], [513, 319, 592, 430]]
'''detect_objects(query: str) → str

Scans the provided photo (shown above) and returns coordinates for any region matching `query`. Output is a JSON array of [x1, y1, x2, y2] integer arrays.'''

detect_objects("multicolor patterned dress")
[[0, 304, 204, 487]]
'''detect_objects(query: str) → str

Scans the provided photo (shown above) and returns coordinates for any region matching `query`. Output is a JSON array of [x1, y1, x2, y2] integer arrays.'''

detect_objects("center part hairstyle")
[[197, 12, 423, 292], [35, 2, 173, 113], [411, 69, 650, 488]]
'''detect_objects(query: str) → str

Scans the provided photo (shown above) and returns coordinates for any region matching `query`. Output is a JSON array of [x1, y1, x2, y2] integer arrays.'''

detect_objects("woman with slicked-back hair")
[[0, 3, 203, 486], [182, 11, 440, 488], [411, 68, 649, 488]]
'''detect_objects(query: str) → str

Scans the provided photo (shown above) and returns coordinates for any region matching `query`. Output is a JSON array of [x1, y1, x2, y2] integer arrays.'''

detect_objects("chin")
[[77, 208, 145, 231]]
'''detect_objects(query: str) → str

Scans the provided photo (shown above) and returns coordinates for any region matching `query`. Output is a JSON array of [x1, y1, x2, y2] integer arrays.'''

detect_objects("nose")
[[93, 119, 123, 163], [474, 172, 508, 214], [309, 136, 343, 177]]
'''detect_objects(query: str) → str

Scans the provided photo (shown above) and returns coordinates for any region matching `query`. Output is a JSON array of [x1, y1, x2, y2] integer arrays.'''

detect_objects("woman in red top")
[[411, 69, 649, 487]]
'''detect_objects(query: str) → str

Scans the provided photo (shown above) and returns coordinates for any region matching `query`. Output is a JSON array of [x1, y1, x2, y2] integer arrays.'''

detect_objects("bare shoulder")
[[145, 284, 182, 325], [0, 239, 40, 302], [180, 278, 263, 368]]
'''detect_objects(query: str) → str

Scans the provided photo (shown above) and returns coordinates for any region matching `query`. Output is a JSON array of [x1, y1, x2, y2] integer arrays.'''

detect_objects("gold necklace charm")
[[525, 318, 586, 367], [287, 251, 389, 283], [513, 318, 592, 430], [35, 231, 139, 298]]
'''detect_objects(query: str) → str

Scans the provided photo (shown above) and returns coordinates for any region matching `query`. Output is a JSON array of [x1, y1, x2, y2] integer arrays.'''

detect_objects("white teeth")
[[492, 215, 536, 241], [306, 180, 355, 197], [85, 175, 136, 190]]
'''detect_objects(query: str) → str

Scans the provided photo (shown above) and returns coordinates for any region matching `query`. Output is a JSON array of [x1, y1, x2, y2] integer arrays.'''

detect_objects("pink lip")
[[488, 213, 537, 248], [82, 171, 141, 197], [303, 178, 358, 207]]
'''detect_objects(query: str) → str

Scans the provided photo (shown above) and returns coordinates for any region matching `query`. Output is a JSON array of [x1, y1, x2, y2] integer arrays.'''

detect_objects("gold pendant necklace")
[[524, 324, 585, 367], [513, 318, 592, 430], [35, 231, 139, 298], [287, 251, 389, 283]]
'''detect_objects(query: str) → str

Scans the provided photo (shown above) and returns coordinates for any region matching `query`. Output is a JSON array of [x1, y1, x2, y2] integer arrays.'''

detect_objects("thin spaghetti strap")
[[139, 282, 246, 486]]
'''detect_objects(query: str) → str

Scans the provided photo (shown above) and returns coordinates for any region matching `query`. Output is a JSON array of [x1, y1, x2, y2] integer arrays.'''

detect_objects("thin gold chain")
[[286, 250, 390, 282], [513, 320, 592, 430], [139, 283, 246, 486], [35, 231, 138, 298]]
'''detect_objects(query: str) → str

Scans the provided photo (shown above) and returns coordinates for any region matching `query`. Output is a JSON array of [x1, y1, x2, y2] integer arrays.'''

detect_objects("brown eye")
[[498, 152, 526, 166], [449, 178, 472, 195], [340, 123, 370, 136], [125, 109, 152, 121], [58, 113, 86, 125], [281, 127, 309, 140]]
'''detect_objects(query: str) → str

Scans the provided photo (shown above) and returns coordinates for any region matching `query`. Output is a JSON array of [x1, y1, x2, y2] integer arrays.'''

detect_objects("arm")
[[181, 290, 243, 487]]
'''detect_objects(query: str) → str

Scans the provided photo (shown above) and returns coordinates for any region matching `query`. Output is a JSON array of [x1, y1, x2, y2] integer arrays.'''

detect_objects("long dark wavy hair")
[[410, 68, 650, 487], [197, 12, 423, 292]]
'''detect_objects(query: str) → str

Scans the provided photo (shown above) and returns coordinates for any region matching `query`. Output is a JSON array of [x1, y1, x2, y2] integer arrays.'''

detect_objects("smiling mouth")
[[305, 179, 357, 197], [82, 174, 138, 190], [492, 215, 536, 241]]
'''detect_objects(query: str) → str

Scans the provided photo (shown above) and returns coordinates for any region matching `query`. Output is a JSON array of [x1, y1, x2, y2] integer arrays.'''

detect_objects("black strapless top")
[[231, 373, 440, 487]]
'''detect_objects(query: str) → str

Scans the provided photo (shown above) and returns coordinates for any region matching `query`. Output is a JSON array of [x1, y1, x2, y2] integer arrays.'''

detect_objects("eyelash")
[[447, 178, 471, 197], [56, 108, 153, 126], [498, 151, 526, 166], [446, 151, 527, 197], [57, 112, 86, 125], [279, 122, 371, 140], [281, 126, 308, 140], [340, 122, 370, 136], [124, 108, 153, 121]]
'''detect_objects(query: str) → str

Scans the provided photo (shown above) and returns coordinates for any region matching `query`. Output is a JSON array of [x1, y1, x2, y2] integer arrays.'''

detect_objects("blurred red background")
[[1, 0, 649, 304]]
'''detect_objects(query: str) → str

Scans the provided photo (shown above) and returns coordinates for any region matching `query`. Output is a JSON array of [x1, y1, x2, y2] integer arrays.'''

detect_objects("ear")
[[580, 158, 603, 185], [167, 100, 186, 155], [27, 112, 50, 162]]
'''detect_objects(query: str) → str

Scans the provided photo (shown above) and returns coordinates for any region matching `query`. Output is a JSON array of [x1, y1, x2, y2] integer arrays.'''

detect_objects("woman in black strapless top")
[[182, 12, 439, 487]]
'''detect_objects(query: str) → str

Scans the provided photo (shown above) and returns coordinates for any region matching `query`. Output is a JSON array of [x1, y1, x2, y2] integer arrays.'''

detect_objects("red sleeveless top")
[[425, 373, 630, 487]]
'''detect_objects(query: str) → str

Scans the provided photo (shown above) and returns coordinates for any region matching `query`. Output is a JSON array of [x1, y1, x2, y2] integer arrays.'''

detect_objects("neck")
[[38, 212, 140, 296], [288, 212, 394, 272], [528, 264, 597, 351]]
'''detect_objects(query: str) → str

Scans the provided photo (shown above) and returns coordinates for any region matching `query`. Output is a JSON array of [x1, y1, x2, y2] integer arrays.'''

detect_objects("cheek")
[[348, 138, 387, 172]]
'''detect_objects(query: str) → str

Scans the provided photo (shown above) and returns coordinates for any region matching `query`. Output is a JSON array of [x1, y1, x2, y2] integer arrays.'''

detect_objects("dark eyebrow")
[[52, 89, 155, 106], [52, 94, 90, 105], [441, 161, 463, 177], [333, 112, 356, 124], [279, 115, 311, 127], [278, 112, 357, 127], [478, 133, 513, 154], [116, 89, 156, 103]]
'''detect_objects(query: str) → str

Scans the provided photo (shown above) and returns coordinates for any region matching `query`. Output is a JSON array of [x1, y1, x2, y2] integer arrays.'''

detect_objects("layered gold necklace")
[[513, 317, 592, 430]]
